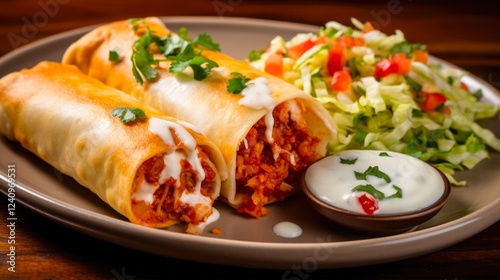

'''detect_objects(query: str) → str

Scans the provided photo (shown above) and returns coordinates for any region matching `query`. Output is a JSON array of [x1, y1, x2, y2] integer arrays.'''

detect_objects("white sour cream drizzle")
[[238, 77, 276, 143], [273, 221, 303, 238], [131, 118, 211, 210], [304, 150, 445, 214]]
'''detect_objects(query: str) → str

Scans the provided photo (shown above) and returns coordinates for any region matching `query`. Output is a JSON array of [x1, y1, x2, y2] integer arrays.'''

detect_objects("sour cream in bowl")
[[301, 150, 451, 235]]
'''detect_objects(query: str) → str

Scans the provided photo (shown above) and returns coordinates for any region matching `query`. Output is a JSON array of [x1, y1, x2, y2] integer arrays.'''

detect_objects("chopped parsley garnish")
[[354, 165, 391, 183], [129, 18, 220, 84], [108, 47, 121, 62], [379, 152, 391, 157], [227, 72, 250, 94], [340, 157, 358, 164], [111, 107, 146, 124]]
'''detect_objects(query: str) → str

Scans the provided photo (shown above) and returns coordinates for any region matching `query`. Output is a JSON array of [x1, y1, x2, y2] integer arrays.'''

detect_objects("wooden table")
[[1, 0, 499, 279]]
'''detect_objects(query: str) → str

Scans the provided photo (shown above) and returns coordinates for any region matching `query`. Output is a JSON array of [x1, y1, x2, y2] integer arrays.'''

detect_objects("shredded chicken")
[[131, 147, 216, 227], [235, 100, 322, 218]]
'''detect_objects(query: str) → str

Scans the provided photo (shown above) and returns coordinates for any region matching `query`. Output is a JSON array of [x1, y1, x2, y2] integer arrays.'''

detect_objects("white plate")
[[0, 16, 499, 269]]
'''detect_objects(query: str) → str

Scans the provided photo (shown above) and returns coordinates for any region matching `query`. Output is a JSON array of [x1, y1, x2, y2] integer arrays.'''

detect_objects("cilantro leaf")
[[108, 47, 121, 62], [111, 107, 146, 124], [177, 26, 190, 41], [471, 88, 483, 99], [169, 59, 191, 74], [190, 56, 219, 80], [353, 184, 403, 200], [390, 41, 426, 55], [175, 27, 220, 51], [351, 184, 386, 200], [128, 18, 142, 31], [131, 27, 161, 84], [129, 21, 220, 83], [385, 185, 403, 199], [193, 33, 221, 51], [354, 165, 391, 183], [379, 152, 391, 157], [340, 157, 358, 165], [169, 56, 219, 81], [248, 49, 264, 62], [162, 34, 193, 57], [227, 72, 250, 94]]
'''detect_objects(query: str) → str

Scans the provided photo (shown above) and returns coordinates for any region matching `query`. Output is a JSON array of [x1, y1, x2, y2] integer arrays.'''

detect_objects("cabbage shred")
[[249, 18, 500, 185]]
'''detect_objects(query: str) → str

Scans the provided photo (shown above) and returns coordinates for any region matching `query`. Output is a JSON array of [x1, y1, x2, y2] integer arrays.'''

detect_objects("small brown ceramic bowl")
[[301, 152, 451, 235]]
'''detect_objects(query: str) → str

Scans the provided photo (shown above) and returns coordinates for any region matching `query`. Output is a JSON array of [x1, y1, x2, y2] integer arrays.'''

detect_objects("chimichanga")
[[0, 61, 227, 234], [63, 17, 337, 218]]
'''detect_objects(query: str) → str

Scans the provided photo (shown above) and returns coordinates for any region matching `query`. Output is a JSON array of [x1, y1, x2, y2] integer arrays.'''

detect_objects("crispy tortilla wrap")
[[0, 61, 227, 233], [63, 17, 337, 218]]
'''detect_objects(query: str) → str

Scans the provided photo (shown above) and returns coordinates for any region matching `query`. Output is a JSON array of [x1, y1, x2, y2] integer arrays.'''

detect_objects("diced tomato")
[[357, 193, 378, 215], [337, 35, 365, 48], [326, 42, 346, 76], [460, 82, 469, 92], [337, 36, 354, 48], [421, 92, 450, 114], [353, 37, 365, 47], [264, 53, 283, 76], [413, 49, 428, 63], [314, 36, 335, 46], [374, 54, 412, 78], [362, 21, 376, 33], [331, 70, 352, 92], [288, 39, 315, 60], [373, 58, 398, 78], [392, 53, 411, 75]]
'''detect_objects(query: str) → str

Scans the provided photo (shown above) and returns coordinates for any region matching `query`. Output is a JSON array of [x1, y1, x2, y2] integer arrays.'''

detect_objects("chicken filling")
[[235, 100, 322, 218]]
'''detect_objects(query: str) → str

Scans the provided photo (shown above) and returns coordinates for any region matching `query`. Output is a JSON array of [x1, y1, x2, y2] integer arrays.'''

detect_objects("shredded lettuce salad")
[[248, 18, 500, 185]]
